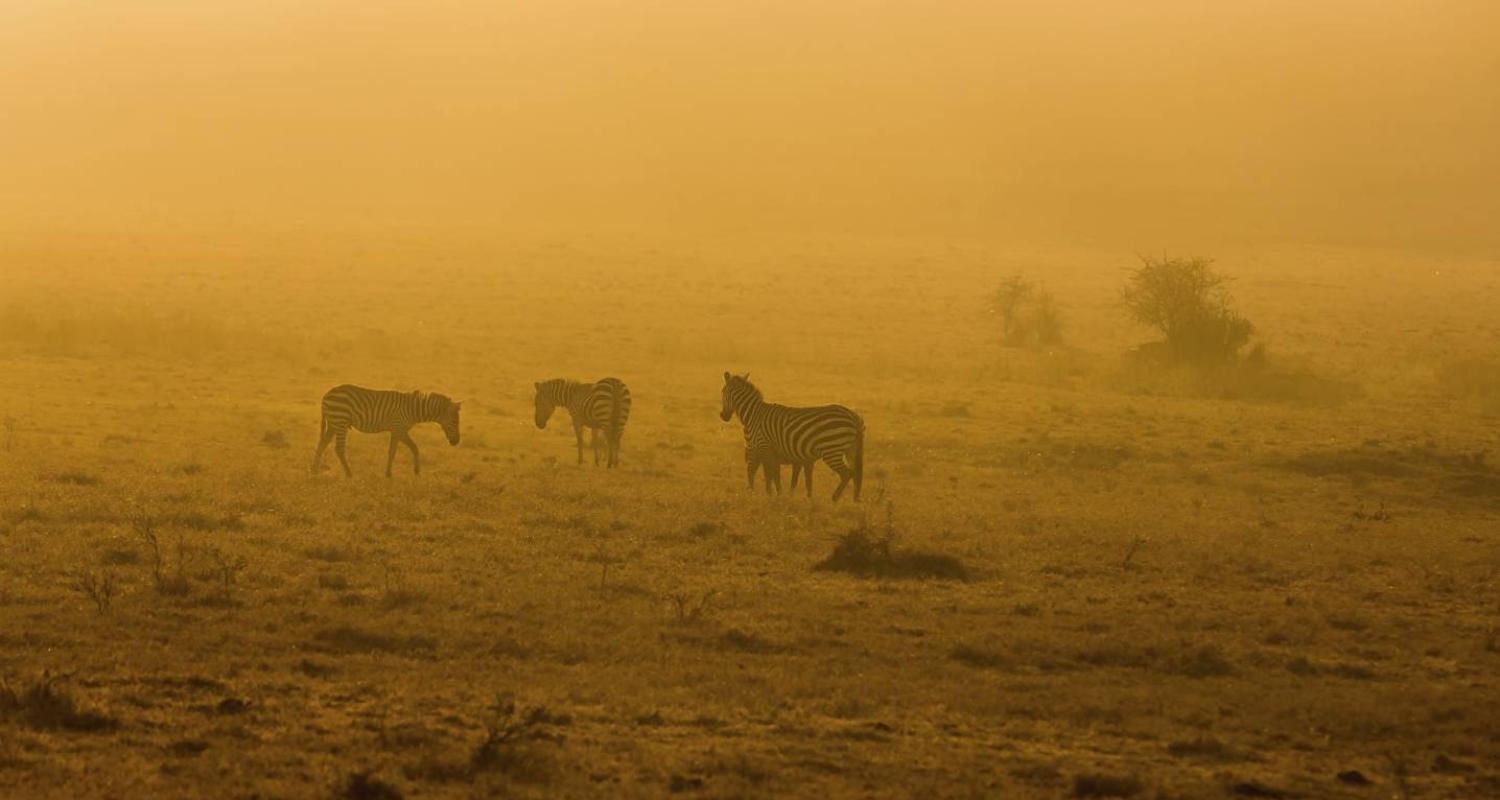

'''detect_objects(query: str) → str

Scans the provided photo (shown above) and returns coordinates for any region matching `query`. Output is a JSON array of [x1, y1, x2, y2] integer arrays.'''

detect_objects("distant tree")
[[989, 276, 1034, 345], [1121, 256, 1252, 364], [989, 275, 1064, 348]]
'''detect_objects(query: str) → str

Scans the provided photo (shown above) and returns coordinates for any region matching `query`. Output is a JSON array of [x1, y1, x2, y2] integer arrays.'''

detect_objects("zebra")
[[311, 385, 461, 477], [533, 378, 632, 467], [720, 372, 864, 501]]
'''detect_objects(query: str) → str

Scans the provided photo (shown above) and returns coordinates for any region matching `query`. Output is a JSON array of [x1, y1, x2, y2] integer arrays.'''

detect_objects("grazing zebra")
[[533, 378, 632, 467], [720, 372, 864, 501], [312, 385, 461, 477]]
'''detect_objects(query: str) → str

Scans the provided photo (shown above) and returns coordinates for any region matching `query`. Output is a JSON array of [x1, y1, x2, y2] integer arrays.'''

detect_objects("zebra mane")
[[732, 374, 763, 401]]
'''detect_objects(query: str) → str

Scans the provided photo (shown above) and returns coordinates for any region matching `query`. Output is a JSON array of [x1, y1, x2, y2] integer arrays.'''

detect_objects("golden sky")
[[2, 1, 1496, 247]]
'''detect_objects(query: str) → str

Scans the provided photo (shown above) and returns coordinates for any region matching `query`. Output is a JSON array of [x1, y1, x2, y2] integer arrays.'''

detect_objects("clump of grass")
[[1072, 772, 1144, 798], [50, 471, 101, 486], [813, 507, 967, 580], [949, 643, 1010, 670], [135, 514, 191, 597], [261, 430, 290, 450], [0, 676, 118, 733], [72, 571, 115, 615], [1167, 644, 1235, 678], [468, 697, 564, 782], [341, 771, 404, 800], [311, 626, 436, 655], [100, 547, 140, 566]]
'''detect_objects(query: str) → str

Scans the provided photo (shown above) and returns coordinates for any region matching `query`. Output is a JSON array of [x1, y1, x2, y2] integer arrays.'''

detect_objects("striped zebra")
[[312, 385, 461, 477], [720, 372, 864, 501], [533, 378, 632, 467]]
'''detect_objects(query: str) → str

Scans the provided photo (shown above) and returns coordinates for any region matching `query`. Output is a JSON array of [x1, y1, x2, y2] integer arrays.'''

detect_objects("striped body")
[[721, 372, 864, 501], [312, 384, 461, 477], [534, 377, 632, 467]]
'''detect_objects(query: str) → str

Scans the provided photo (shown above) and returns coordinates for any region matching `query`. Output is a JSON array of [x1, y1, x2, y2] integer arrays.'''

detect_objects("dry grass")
[[1, 238, 1497, 798]]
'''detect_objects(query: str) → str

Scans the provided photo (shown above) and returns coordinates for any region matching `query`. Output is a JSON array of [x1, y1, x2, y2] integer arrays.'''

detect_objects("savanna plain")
[[1, 234, 1497, 799]]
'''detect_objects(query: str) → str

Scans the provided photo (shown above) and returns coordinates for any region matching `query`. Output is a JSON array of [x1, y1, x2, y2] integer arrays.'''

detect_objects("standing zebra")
[[533, 378, 632, 467], [720, 372, 864, 501], [312, 385, 461, 477]]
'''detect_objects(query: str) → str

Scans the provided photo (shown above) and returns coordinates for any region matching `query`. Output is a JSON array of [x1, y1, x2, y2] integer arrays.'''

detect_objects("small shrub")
[[341, 771, 404, 800], [0, 677, 118, 732], [311, 626, 436, 655], [468, 696, 562, 783], [1073, 772, 1143, 797], [950, 644, 1010, 670], [989, 275, 1066, 348], [1121, 255, 1252, 365], [72, 571, 115, 615], [50, 472, 100, 487], [813, 525, 968, 581]]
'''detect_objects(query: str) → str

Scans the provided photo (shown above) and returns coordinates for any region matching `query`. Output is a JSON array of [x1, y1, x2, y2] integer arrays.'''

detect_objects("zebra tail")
[[853, 422, 865, 501]]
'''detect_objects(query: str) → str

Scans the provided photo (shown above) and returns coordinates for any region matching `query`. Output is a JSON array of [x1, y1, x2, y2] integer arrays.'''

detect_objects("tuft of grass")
[[1072, 772, 1144, 798], [0, 677, 118, 733], [341, 770, 404, 800], [260, 430, 290, 450], [813, 515, 968, 581], [311, 626, 436, 655], [50, 471, 101, 486], [949, 643, 1010, 670]]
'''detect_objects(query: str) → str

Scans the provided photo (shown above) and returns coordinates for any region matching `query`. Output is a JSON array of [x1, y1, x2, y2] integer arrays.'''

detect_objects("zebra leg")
[[385, 433, 400, 478], [312, 427, 333, 474], [573, 421, 585, 464], [827, 454, 853, 502], [401, 431, 420, 475], [803, 460, 814, 498], [745, 453, 759, 491], [590, 427, 602, 466], [334, 430, 352, 477], [768, 460, 782, 495]]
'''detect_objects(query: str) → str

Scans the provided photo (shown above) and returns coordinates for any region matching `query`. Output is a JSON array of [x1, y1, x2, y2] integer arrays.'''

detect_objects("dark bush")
[[1122, 256, 1253, 364]]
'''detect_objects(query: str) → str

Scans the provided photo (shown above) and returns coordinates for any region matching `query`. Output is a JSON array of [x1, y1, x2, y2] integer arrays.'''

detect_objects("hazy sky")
[[2, 1, 1496, 248]]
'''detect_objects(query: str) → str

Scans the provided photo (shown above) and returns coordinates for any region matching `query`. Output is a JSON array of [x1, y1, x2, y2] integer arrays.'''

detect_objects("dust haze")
[[4, 0, 1498, 247], [2, 3, 1499, 799]]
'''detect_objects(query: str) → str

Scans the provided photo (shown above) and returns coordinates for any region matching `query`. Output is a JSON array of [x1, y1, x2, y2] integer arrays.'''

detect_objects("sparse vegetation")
[[72, 570, 114, 614], [990, 274, 1065, 348], [0, 676, 117, 732], [813, 516, 968, 581], [1, 241, 1496, 798]]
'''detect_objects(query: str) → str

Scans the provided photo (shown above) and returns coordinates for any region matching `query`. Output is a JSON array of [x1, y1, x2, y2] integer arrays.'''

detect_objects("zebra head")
[[534, 380, 560, 429], [721, 372, 757, 422], [434, 395, 461, 445]]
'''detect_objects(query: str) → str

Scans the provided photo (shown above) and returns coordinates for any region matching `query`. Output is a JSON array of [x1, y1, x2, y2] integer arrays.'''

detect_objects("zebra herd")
[[311, 374, 864, 501]]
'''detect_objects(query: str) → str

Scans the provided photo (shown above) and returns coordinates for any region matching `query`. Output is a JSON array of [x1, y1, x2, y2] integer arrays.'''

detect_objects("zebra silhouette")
[[720, 372, 864, 501], [534, 378, 632, 467], [312, 385, 461, 477]]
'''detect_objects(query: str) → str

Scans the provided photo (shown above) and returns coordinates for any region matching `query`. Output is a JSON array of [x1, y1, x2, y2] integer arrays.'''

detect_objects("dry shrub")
[[1121, 255, 1251, 365], [342, 771, 404, 800], [312, 626, 437, 655], [813, 524, 968, 581], [0, 677, 118, 733], [989, 275, 1065, 348], [1072, 772, 1144, 797]]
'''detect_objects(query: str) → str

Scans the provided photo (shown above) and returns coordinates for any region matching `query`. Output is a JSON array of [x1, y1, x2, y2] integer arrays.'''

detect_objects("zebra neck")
[[736, 395, 766, 425]]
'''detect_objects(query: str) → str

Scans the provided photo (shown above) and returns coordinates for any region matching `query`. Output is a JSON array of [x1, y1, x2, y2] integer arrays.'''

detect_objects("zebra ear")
[[534, 382, 541, 391], [723, 372, 731, 383]]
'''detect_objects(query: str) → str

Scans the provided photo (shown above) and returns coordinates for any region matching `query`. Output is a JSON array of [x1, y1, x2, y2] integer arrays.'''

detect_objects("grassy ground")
[[1, 234, 1497, 798]]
